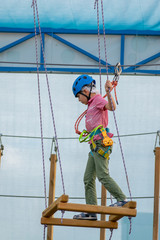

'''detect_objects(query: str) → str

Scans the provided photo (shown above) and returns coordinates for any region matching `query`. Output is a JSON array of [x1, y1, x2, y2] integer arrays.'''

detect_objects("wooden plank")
[[109, 201, 137, 222], [109, 214, 124, 222], [122, 201, 137, 209], [42, 194, 69, 217], [41, 217, 118, 229], [57, 202, 137, 217], [100, 185, 106, 240], [47, 154, 57, 240], [153, 147, 160, 240]]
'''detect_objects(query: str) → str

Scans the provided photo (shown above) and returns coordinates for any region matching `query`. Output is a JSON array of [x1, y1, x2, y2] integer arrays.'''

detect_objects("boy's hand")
[[105, 80, 112, 93]]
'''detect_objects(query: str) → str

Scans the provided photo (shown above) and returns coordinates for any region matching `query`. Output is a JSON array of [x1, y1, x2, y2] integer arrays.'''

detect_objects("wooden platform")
[[41, 217, 118, 229], [41, 194, 137, 229]]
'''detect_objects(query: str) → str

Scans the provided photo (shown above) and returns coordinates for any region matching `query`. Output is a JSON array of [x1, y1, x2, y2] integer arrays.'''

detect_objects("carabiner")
[[114, 62, 122, 77]]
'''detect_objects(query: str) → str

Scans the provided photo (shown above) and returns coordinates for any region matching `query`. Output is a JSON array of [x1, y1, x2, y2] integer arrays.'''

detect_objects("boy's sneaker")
[[109, 200, 128, 207], [73, 212, 97, 220]]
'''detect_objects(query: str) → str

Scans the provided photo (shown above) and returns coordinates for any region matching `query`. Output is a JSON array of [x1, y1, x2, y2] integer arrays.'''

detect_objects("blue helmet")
[[72, 74, 96, 97]]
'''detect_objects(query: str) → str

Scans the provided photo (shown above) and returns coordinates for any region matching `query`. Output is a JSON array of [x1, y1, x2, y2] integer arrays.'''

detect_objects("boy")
[[72, 74, 127, 220]]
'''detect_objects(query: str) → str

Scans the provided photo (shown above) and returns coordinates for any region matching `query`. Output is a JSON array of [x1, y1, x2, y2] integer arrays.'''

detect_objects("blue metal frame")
[[120, 35, 125, 73], [0, 33, 35, 54], [40, 32, 45, 71], [47, 33, 107, 66], [0, 27, 160, 74], [1, 27, 160, 35]]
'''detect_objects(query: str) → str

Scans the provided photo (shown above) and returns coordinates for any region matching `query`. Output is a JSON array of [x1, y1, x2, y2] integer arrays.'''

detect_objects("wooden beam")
[[100, 185, 106, 240], [42, 194, 69, 217], [153, 147, 160, 240], [109, 201, 137, 222], [47, 154, 57, 240], [41, 217, 118, 229], [57, 202, 137, 217]]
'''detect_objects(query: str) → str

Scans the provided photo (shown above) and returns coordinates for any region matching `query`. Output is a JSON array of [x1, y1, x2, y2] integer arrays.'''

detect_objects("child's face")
[[77, 92, 88, 105]]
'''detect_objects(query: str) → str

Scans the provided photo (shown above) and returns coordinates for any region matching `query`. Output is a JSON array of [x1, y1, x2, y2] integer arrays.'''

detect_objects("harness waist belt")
[[90, 127, 110, 138]]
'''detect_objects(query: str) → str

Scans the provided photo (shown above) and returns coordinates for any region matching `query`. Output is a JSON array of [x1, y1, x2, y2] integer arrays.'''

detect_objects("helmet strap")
[[79, 82, 94, 101], [79, 92, 90, 101]]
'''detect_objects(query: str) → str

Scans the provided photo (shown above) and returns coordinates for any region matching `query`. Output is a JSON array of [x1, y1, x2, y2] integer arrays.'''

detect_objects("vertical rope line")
[[32, 0, 47, 209], [109, 229, 113, 240], [108, 91, 132, 200], [94, 0, 102, 95], [100, 0, 109, 80], [32, 1, 47, 238], [34, 0, 65, 195], [43, 224, 46, 240], [94, 2, 114, 239], [108, 89, 132, 235], [100, 0, 132, 201], [97, 0, 132, 235]]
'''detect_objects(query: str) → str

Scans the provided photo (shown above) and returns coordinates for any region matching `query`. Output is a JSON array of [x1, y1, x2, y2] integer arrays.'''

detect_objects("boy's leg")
[[92, 144, 126, 202], [83, 152, 97, 205], [73, 152, 98, 220]]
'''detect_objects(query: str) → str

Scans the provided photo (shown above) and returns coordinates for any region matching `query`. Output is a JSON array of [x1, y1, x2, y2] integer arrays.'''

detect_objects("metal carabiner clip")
[[114, 62, 122, 77]]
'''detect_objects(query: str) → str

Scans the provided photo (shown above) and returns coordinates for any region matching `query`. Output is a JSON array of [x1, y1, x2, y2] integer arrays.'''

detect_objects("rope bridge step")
[[41, 195, 137, 229], [42, 194, 69, 217], [54, 202, 136, 217], [109, 201, 137, 222], [42, 195, 136, 218], [41, 217, 118, 229]]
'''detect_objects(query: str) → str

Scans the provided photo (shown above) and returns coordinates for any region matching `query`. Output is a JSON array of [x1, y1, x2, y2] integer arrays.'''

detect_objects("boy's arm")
[[104, 80, 116, 111]]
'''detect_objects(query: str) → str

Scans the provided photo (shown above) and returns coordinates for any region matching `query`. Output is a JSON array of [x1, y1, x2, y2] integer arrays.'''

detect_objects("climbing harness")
[[79, 125, 113, 159], [79, 124, 113, 160], [100, 127, 113, 147], [79, 125, 113, 145], [91, 143, 111, 160]]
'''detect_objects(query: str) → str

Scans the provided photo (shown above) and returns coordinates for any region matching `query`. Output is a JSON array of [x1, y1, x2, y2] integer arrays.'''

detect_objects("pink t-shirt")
[[85, 94, 113, 141]]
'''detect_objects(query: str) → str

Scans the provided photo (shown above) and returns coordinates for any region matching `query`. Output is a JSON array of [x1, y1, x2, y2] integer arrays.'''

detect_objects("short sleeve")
[[94, 95, 108, 110]]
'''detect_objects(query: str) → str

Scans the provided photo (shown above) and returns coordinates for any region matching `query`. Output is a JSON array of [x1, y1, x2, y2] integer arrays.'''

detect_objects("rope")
[[108, 91, 132, 199], [99, 0, 132, 202], [31, 1, 47, 238], [32, 0, 47, 209], [103, 0, 133, 235], [95, 2, 114, 238], [94, 0, 102, 94], [109, 229, 113, 240], [32, 0, 65, 196], [100, 0, 109, 81], [31, 0, 66, 231], [0, 131, 157, 140], [94, 0, 133, 237], [0, 194, 156, 200]]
